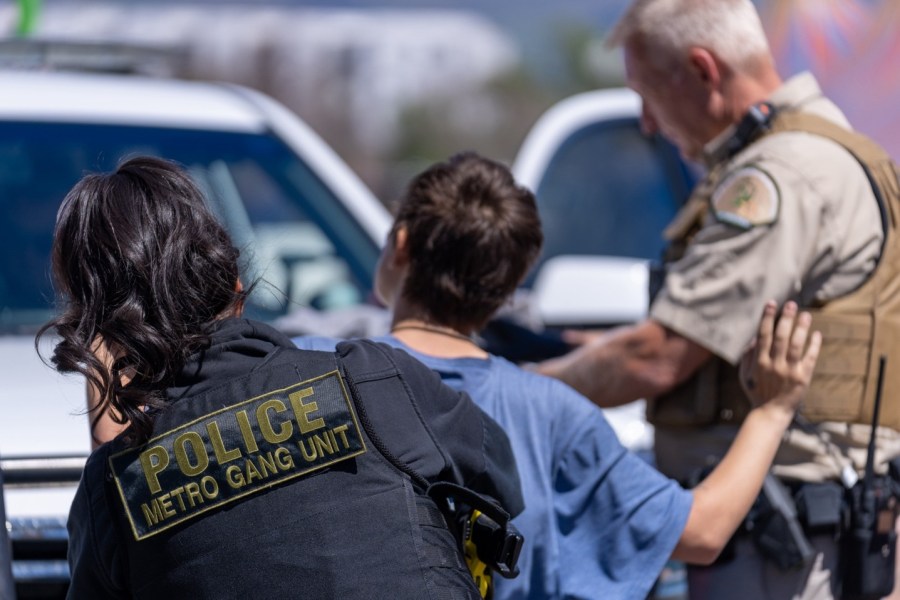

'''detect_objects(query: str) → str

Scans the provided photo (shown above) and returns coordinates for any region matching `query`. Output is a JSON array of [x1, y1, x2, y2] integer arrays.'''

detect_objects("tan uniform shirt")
[[650, 73, 900, 482]]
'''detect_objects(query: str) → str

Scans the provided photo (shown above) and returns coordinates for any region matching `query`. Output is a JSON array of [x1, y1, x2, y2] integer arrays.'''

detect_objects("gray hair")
[[609, 0, 772, 72]]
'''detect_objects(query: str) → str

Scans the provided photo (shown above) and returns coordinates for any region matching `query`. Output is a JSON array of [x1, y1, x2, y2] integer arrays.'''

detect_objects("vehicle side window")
[[0, 122, 379, 332], [529, 119, 695, 282], [0, 141, 74, 326], [207, 158, 365, 312]]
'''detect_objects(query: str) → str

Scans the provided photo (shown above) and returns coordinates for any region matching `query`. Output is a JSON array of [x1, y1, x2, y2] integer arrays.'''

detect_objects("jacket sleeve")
[[67, 447, 129, 599], [336, 339, 524, 517]]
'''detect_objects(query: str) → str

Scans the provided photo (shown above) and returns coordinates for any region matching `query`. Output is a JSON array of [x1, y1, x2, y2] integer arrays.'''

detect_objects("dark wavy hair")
[[395, 152, 543, 331], [37, 156, 250, 446]]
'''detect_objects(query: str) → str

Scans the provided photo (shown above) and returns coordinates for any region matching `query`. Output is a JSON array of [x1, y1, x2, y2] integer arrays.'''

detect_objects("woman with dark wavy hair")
[[40, 156, 247, 446], [42, 156, 523, 599]]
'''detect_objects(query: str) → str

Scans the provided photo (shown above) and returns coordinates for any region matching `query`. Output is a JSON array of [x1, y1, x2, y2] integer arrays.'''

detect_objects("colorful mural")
[[759, 0, 900, 159]]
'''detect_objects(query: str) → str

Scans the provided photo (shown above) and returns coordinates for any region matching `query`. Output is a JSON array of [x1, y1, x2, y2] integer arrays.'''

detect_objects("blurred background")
[[1, 4, 898, 597], [3, 0, 898, 206]]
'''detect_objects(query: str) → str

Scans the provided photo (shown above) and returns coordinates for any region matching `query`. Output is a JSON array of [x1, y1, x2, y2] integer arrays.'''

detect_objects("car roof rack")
[[0, 38, 186, 76]]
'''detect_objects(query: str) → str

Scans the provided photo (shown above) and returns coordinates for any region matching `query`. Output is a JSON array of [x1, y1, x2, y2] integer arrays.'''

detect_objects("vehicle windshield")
[[0, 121, 379, 334], [526, 118, 696, 284]]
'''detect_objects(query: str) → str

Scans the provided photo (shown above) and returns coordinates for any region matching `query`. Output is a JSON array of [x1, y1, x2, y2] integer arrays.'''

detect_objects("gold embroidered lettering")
[[257, 399, 293, 444], [159, 493, 176, 518], [236, 410, 259, 453], [245, 458, 263, 483], [207, 421, 242, 464], [169, 486, 187, 512], [174, 431, 209, 477], [225, 464, 245, 489], [200, 475, 219, 499], [275, 446, 294, 470], [185, 482, 204, 507], [141, 499, 164, 527], [333, 424, 350, 449], [313, 432, 334, 456], [299, 437, 317, 462], [258, 451, 277, 477], [289, 388, 325, 434], [139, 446, 170, 495]]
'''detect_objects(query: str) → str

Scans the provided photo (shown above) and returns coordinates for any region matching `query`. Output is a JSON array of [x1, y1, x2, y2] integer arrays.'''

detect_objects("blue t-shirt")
[[294, 334, 693, 600]]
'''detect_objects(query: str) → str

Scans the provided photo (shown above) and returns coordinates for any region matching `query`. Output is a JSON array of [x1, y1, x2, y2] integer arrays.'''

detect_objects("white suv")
[[0, 69, 390, 597]]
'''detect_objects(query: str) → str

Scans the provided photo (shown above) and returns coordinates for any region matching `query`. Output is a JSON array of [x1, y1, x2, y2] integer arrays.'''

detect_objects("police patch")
[[109, 370, 366, 540], [711, 166, 780, 230]]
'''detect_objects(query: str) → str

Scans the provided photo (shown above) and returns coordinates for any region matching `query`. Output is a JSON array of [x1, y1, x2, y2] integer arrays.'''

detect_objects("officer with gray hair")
[[538, 0, 900, 598]]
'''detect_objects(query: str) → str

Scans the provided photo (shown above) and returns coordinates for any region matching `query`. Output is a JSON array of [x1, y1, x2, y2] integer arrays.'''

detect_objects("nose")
[[640, 102, 658, 136]]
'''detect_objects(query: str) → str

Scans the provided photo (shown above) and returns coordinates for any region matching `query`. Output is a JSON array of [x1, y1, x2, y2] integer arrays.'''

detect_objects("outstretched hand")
[[739, 300, 821, 415]]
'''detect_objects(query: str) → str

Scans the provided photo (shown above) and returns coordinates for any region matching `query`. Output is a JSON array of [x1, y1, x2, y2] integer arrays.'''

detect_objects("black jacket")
[[66, 319, 523, 599]]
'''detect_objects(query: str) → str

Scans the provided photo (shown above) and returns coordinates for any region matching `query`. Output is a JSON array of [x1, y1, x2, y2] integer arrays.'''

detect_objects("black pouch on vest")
[[840, 476, 897, 600], [796, 481, 845, 536], [749, 475, 815, 571]]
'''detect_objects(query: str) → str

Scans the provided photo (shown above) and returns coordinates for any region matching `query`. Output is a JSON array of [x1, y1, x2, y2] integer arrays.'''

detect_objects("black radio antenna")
[[864, 355, 887, 492]]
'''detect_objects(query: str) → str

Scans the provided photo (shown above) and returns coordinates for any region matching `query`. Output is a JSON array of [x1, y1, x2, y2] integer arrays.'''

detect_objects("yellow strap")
[[463, 510, 493, 599]]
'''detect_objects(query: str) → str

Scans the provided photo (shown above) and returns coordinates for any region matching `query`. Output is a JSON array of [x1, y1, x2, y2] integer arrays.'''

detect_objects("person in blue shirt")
[[295, 152, 821, 600]]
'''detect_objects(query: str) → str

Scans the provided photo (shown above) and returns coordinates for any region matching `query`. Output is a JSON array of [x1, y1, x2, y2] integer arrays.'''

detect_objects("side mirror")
[[531, 255, 649, 327]]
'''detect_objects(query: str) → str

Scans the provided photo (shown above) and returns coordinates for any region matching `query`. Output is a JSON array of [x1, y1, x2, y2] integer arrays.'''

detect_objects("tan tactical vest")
[[646, 111, 900, 431]]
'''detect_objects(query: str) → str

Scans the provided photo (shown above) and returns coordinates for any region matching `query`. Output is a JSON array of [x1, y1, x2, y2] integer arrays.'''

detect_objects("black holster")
[[748, 475, 816, 571]]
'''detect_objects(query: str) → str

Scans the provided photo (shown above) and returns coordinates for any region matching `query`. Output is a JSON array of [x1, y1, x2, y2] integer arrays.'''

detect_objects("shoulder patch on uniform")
[[108, 370, 366, 541], [711, 166, 780, 230]]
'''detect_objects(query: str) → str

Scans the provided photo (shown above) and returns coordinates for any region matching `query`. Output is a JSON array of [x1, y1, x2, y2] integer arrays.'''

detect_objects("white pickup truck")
[[0, 69, 391, 598], [513, 87, 697, 328]]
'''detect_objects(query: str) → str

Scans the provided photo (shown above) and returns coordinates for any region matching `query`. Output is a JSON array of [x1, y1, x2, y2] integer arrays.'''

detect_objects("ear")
[[391, 226, 410, 267], [234, 278, 246, 316], [687, 47, 722, 91]]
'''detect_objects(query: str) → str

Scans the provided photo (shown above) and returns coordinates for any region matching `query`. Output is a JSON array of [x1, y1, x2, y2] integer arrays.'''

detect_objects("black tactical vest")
[[102, 343, 481, 600]]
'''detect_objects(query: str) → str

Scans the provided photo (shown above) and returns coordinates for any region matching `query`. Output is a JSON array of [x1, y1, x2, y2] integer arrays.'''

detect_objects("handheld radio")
[[841, 356, 898, 599]]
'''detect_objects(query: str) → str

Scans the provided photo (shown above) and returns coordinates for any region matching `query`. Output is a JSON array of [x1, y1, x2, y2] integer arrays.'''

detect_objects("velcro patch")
[[109, 370, 366, 540], [711, 167, 780, 230]]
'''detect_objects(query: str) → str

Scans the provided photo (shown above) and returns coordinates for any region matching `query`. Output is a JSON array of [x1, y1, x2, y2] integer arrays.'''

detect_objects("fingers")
[[770, 301, 797, 363], [787, 311, 812, 363], [802, 330, 823, 374], [561, 330, 587, 346], [745, 300, 821, 413], [755, 300, 778, 366], [764, 300, 820, 374], [739, 336, 758, 389], [561, 328, 603, 347]]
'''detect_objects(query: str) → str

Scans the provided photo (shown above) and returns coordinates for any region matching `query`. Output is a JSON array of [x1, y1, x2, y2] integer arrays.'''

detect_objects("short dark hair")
[[37, 156, 249, 445], [395, 152, 543, 331]]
